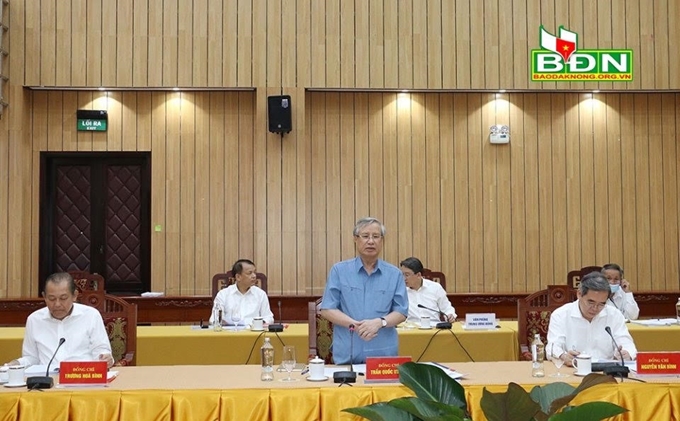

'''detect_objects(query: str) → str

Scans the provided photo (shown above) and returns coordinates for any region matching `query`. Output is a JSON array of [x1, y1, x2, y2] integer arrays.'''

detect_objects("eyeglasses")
[[402, 272, 415, 278], [583, 299, 606, 310], [355, 234, 383, 241]]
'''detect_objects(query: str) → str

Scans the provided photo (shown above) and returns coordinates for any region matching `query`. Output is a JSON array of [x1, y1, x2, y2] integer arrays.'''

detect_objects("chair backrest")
[[68, 271, 105, 293], [567, 265, 602, 289], [211, 271, 268, 298], [517, 285, 577, 359], [308, 298, 334, 364], [421, 268, 447, 290], [79, 291, 137, 366]]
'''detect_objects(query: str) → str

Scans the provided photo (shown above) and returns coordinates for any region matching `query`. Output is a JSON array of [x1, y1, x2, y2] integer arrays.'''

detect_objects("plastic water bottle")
[[531, 334, 545, 377], [676, 297, 680, 324], [213, 305, 223, 332], [261, 338, 275, 381]]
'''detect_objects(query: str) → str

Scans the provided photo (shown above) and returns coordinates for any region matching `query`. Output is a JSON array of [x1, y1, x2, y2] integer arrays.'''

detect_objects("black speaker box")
[[268, 95, 292, 134]]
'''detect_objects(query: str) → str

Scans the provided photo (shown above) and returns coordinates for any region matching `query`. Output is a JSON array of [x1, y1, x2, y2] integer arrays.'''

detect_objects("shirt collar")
[[352, 256, 384, 275]]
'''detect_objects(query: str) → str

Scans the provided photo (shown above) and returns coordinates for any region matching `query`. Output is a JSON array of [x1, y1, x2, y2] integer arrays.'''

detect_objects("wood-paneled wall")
[[1, 1, 680, 298]]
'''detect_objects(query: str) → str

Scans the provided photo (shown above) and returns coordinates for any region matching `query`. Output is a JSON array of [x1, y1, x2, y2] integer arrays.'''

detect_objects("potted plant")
[[343, 362, 628, 421]]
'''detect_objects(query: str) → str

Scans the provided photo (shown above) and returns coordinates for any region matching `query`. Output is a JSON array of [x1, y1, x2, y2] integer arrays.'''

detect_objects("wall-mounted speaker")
[[268, 95, 292, 134]]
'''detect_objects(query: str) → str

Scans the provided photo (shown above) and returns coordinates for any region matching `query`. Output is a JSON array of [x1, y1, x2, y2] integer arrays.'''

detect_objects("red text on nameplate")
[[59, 361, 108, 384], [636, 352, 680, 375], [365, 356, 412, 382]]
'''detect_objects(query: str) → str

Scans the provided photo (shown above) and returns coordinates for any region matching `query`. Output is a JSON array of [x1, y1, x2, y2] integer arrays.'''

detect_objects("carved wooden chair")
[[79, 291, 137, 366], [308, 298, 334, 364], [68, 271, 105, 293], [421, 268, 447, 290], [567, 265, 602, 289], [211, 271, 268, 298], [517, 285, 577, 361]]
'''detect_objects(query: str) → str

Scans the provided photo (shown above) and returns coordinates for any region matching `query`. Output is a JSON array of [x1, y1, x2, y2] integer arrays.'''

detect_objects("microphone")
[[268, 300, 284, 332], [27, 337, 66, 389], [333, 324, 357, 384], [417, 304, 452, 329], [603, 326, 629, 378]]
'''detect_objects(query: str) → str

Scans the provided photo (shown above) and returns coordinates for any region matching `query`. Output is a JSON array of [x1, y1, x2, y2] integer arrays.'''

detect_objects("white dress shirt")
[[406, 278, 457, 323], [18, 303, 112, 368], [210, 284, 275, 326], [546, 300, 637, 360], [607, 288, 640, 320]]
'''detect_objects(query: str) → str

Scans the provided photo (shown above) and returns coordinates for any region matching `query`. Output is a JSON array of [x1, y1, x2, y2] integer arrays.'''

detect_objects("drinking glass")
[[550, 345, 569, 377], [231, 308, 242, 330], [280, 345, 298, 382]]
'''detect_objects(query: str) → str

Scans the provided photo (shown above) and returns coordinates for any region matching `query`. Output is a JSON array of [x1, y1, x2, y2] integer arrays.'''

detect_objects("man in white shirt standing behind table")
[[547, 271, 637, 367], [210, 259, 275, 327], [601, 263, 640, 320], [6, 272, 114, 368], [400, 257, 456, 326]]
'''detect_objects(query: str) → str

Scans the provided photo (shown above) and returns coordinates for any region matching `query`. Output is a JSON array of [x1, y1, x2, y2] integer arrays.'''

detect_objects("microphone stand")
[[603, 326, 629, 378], [417, 304, 452, 329], [333, 324, 357, 385], [268, 300, 284, 332], [27, 338, 66, 390]]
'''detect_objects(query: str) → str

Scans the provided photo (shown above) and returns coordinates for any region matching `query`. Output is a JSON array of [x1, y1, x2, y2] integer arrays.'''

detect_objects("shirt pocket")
[[373, 289, 393, 314]]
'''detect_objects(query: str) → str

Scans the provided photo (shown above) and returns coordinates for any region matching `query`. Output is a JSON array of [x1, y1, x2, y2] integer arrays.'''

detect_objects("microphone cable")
[[244, 331, 268, 364], [446, 328, 475, 362], [415, 328, 446, 362]]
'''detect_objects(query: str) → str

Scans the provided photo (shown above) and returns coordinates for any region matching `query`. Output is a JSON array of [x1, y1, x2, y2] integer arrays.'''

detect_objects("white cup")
[[420, 316, 431, 329], [308, 356, 325, 379], [8, 365, 25, 386], [573, 354, 592, 375], [0, 365, 8, 383], [252, 317, 264, 330]]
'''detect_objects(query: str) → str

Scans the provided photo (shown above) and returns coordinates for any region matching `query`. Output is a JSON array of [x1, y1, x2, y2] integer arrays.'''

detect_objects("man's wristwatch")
[[380, 317, 387, 328]]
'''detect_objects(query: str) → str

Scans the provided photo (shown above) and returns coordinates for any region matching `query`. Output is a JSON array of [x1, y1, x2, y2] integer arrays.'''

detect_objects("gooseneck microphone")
[[603, 326, 629, 378], [27, 337, 66, 390], [417, 304, 452, 329], [268, 300, 284, 332], [333, 324, 357, 384]]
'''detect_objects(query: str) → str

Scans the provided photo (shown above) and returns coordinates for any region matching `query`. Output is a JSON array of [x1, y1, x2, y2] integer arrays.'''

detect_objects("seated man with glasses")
[[400, 257, 456, 325], [601, 263, 640, 320], [546, 271, 637, 367]]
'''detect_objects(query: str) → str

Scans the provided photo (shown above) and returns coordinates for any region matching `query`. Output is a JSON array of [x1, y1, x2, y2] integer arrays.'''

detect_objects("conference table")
[[0, 322, 518, 366], [1, 361, 678, 420]]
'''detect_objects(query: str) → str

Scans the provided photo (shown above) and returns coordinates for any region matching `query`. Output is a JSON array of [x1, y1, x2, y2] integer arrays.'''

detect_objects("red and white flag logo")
[[540, 25, 577, 63]]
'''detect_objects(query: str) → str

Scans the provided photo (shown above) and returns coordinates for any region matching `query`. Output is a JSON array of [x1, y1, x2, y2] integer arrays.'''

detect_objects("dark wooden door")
[[39, 152, 151, 295]]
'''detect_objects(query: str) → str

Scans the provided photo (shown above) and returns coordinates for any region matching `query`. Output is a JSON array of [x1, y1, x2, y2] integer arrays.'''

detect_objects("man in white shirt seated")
[[547, 271, 637, 367], [210, 259, 274, 327], [6, 272, 114, 368], [601, 263, 640, 320], [400, 257, 456, 324]]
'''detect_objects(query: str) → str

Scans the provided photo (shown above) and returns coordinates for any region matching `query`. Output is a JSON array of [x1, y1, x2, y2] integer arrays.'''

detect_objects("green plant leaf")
[[343, 402, 418, 421], [480, 383, 541, 421], [389, 397, 468, 421], [549, 402, 628, 421], [549, 373, 618, 413], [398, 362, 468, 411], [529, 382, 576, 414]]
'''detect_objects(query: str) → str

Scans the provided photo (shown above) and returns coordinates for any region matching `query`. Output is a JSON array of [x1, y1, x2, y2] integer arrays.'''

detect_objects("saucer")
[[418, 326, 433, 330], [573, 371, 589, 377], [250, 328, 265, 331], [306, 376, 329, 382], [4, 382, 26, 388]]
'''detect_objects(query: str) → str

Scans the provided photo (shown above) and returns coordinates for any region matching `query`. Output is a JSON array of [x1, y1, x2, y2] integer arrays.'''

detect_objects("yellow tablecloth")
[[1, 362, 678, 421], [397, 320, 518, 362]]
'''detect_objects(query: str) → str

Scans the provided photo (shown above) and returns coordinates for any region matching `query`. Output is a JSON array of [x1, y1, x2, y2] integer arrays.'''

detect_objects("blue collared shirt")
[[320, 256, 408, 364]]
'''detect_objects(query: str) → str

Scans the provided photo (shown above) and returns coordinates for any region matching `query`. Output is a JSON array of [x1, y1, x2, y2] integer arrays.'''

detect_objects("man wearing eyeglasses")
[[546, 272, 637, 367], [320, 217, 408, 364]]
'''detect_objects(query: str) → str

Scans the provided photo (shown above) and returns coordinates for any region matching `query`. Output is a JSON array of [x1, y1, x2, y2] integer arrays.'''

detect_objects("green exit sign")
[[77, 119, 107, 131], [76, 110, 108, 132]]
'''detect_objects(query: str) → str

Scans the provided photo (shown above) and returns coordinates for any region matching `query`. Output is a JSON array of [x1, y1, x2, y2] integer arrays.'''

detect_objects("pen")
[[300, 367, 309, 375]]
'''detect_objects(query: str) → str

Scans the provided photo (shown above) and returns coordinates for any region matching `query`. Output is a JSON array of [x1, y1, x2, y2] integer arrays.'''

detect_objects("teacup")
[[308, 356, 325, 379], [573, 354, 592, 375], [7, 365, 25, 386], [0, 365, 8, 383], [420, 316, 431, 329], [252, 317, 264, 330]]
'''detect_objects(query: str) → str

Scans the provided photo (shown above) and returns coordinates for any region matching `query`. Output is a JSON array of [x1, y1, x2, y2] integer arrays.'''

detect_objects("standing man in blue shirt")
[[320, 217, 408, 364]]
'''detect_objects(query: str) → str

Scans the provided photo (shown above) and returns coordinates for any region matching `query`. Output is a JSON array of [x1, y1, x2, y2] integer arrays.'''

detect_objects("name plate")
[[59, 361, 108, 385], [365, 356, 412, 383], [636, 352, 680, 375], [464, 313, 496, 330]]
